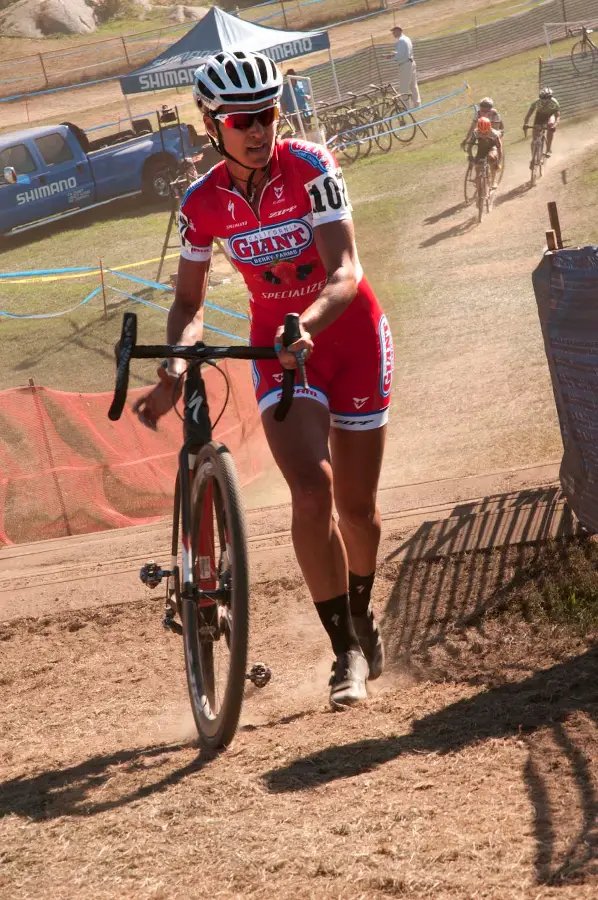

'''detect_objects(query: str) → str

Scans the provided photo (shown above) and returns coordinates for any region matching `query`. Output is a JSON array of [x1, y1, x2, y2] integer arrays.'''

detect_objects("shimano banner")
[[120, 7, 330, 96], [532, 245, 598, 533]]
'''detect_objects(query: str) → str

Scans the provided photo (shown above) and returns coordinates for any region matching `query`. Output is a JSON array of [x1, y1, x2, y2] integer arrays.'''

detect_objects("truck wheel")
[[143, 159, 175, 201]]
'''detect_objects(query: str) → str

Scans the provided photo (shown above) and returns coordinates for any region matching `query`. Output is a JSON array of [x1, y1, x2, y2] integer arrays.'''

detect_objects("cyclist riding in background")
[[133, 50, 393, 711], [523, 87, 560, 158], [460, 97, 504, 148], [464, 116, 503, 190]]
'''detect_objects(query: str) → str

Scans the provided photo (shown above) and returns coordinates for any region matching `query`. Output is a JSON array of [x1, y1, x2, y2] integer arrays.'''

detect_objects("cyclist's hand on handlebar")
[[274, 321, 313, 370], [132, 366, 182, 431]]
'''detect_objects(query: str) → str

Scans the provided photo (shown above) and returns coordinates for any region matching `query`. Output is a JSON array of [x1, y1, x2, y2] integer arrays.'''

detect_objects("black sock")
[[348, 571, 375, 616], [315, 593, 360, 656]]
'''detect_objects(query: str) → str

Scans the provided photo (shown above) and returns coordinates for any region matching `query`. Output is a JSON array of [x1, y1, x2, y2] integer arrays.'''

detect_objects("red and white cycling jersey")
[[178, 138, 393, 430]]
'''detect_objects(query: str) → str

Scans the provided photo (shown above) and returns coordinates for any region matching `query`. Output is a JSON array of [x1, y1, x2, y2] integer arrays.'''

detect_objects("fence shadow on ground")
[[381, 485, 577, 670], [265, 485, 598, 886]]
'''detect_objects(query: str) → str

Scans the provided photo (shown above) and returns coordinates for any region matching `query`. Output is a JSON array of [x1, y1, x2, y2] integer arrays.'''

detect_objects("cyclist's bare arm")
[[166, 255, 211, 377], [496, 135, 504, 166], [523, 103, 536, 126], [300, 220, 359, 338]]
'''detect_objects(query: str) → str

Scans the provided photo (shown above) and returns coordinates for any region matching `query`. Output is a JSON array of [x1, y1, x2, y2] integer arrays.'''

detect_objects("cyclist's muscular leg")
[[261, 399, 347, 603], [330, 425, 386, 576], [546, 117, 556, 153]]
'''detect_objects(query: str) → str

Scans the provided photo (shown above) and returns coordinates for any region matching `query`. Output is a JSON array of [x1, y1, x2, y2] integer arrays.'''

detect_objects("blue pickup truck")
[[0, 118, 202, 236]]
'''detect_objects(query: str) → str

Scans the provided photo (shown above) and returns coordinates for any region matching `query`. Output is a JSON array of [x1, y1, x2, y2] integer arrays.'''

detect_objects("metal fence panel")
[[540, 54, 598, 116]]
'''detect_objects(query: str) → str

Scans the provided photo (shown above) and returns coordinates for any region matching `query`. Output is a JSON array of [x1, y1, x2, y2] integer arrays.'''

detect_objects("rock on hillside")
[[168, 5, 208, 22], [0, 0, 96, 36]]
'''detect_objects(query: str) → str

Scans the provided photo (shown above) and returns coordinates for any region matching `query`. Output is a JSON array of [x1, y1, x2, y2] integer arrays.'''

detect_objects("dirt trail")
[[2, 506, 598, 899]]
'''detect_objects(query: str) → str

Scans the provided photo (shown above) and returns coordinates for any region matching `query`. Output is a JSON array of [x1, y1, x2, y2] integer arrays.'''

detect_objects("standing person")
[[281, 67, 311, 130], [388, 25, 420, 108], [133, 51, 393, 711]]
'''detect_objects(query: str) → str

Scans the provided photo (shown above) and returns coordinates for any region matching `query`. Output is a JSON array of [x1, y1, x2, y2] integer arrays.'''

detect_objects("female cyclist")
[[133, 50, 394, 709]]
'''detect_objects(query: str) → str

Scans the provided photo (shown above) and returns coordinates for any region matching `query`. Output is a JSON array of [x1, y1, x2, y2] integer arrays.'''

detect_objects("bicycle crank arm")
[[246, 663, 272, 688]]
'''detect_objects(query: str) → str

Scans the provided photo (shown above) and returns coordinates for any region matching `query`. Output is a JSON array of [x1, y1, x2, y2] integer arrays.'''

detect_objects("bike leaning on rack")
[[108, 310, 305, 750], [569, 25, 597, 75]]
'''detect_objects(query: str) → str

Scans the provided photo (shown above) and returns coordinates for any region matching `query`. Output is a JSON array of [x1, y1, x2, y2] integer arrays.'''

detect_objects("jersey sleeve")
[[287, 140, 353, 227], [178, 185, 214, 263]]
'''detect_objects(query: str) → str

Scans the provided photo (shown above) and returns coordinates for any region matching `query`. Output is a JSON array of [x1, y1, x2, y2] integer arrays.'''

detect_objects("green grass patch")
[[498, 539, 598, 632]]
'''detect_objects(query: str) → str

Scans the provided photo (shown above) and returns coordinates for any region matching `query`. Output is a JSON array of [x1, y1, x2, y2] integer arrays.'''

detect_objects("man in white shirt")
[[388, 25, 420, 108]]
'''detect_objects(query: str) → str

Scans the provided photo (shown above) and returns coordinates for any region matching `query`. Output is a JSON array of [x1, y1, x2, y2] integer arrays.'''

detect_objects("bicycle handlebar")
[[108, 311, 301, 423]]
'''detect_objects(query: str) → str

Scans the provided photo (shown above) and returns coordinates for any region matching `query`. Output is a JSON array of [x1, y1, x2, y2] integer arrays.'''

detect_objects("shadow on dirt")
[[419, 216, 478, 247], [495, 182, 535, 206], [0, 742, 213, 820], [381, 485, 579, 669], [265, 487, 598, 886], [264, 647, 598, 884], [423, 201, 470, 225]]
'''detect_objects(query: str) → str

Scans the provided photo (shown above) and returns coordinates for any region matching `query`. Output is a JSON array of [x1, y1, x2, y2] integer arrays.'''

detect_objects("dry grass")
[[2, 538, 598, 899]]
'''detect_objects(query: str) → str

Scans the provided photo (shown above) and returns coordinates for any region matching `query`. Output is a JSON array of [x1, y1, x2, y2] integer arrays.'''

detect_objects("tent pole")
[[328, 48, 342, 102], [123, 91, 135, 128]]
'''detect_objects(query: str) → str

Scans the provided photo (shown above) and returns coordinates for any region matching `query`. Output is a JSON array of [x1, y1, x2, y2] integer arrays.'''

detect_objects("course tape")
[[109, 286, 248, 342], [0, 286, 102, 319], [1, 252, 180, 284], [106, 269, 249, 321]]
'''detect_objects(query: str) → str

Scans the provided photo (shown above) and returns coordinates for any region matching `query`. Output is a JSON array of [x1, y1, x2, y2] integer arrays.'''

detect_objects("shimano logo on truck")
[[17, 177, 77, 206]]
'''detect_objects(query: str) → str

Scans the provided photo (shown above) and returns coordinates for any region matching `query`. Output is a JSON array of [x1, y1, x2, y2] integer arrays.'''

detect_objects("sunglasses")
[[212, 105, 279, 131]]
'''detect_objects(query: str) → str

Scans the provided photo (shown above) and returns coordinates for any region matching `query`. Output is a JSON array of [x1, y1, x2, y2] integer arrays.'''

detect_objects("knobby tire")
[[183, 441, 250, 750]]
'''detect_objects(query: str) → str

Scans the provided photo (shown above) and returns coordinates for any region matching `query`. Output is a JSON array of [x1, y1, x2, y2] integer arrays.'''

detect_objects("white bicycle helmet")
[[193, 50, 283, 112], [479, 97, 494, 108], [539, 87, 553, 99]]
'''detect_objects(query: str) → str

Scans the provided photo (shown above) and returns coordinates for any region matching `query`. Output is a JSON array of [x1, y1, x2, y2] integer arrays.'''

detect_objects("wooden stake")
[[99, 257, 107, 319]]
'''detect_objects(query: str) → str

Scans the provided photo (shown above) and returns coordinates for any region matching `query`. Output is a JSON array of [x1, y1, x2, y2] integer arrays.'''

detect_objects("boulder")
[[38, 0, 96, 34], [0, 0, 97, 36], [168, 5, 208, 23]]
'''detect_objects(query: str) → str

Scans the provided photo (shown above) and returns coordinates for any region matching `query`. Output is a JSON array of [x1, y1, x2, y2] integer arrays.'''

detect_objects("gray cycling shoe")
[[329, 649, 369, 710], [352, 607, 385, 680]]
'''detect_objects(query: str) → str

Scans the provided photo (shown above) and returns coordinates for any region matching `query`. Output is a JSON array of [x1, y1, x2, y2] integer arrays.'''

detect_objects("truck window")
[[35, 132, 74, 166], [0, 143, 37, 183]]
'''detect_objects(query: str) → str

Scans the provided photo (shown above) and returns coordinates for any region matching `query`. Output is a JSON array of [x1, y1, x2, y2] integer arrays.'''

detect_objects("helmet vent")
[[225, 59, 242, 87], [242, 61, 256, 88]]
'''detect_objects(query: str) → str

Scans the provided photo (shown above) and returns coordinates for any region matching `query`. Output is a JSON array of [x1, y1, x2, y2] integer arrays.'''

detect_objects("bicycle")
[[463, 148, 502, 213], [472, 157, 494, 222], [108, 310, 304, 750], [569, 25, 597, 75], [524, 123, 547, 187]]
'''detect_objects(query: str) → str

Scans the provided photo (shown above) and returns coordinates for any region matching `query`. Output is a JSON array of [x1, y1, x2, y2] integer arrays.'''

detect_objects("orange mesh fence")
[[0, 361, 269, 547]]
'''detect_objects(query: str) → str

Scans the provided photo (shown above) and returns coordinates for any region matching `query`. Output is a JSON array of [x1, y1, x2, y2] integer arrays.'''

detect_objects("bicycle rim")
[[338, 116, 361, 163], [464, 163, 477, 204], [393, 104, 417, 144], [183, 441, 250, 750], [374, 115, 393, 153], [571, 41, 594, 74]]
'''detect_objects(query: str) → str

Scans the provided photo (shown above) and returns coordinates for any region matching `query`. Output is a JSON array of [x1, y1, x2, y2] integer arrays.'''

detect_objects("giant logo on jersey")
[[378, 315, 394, 398], [228, 219, 313, 267], [289, 140, 333, 174]]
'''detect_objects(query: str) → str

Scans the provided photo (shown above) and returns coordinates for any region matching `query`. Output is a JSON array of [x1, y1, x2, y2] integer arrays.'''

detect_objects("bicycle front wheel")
[[571, 41, 596, 75], [464, 161, 477, 204], [182, 441, 250, 750]]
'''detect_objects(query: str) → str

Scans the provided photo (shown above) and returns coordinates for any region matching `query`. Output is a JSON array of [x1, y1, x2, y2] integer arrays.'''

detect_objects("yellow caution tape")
[[3, 252, 181, 284]]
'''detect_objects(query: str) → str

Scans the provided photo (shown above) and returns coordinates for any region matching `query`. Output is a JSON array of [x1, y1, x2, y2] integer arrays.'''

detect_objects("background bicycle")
[[569, 25, 597, 75]]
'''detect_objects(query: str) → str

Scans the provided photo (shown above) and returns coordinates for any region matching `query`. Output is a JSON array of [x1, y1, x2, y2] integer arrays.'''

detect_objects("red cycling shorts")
[[250, 277, 394, 431]]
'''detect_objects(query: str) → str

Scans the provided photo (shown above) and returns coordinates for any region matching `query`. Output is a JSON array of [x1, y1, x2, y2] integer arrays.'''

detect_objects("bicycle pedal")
[[140, 561, 166, 589], [246, 663, 272, 688]]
